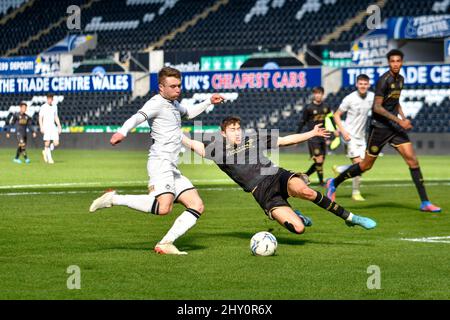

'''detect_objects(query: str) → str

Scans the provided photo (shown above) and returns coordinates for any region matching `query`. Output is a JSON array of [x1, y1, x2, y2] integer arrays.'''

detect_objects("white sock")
[[112, 194, 157, 213], [346, 212, 354, 221], [50, 143, 54, 151], [45, 147, 53, 161], [337, 165, 350, 173], [352, 175, 361, 194], [159, 209, 200, 244]]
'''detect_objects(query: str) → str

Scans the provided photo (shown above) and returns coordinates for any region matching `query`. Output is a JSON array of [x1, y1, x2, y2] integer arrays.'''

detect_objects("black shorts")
[[252, 168, 308, 220], [366, 125, 411, 157], [16, 133, 27, 146], [308, 138, 326, 158]]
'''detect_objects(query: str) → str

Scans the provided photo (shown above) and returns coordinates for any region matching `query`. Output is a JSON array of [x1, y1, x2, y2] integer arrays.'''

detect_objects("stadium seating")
[[0, 0, 28, 17], [0, 0, 85, 56], [9, 0, 217, 57], [0, 91, 129, 129], [325, 85, 450, 133], [2, 82, 448, 134], [337, 0, 444, 43], [161, 0, 374, 53]]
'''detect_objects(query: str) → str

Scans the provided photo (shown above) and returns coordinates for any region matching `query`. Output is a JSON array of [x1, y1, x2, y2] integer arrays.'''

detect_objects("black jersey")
[[297, 102, 331, 133], [373, 70, 404, 129], [8, 112, 33, 136], [204, 132, 280, 192]]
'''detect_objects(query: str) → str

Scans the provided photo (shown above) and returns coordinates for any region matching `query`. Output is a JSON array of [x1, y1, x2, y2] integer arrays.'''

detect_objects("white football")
[[250, 231, 277, 256]]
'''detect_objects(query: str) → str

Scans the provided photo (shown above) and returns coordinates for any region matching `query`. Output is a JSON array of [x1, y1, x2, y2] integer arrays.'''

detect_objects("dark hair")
[[46, 93, 54, 98], [386, 49, 404, 61], [158, 66, 181, 85], [312, 86, 324, 94], [19, 101, 27, 106], [356, 74, 370, 82], [221, 116, 241, 131]]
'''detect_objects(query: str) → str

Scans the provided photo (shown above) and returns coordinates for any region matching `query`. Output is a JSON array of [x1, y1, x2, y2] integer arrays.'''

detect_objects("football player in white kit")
[[332, 74, 374, 201], [89, 67, 225, 255], [39, 93, 62, 164]]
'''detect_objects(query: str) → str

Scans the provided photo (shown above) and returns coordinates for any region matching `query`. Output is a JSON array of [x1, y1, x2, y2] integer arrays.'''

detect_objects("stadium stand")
[[337, 0, 447, 43], [2, 83, 448, 133], [161, 0, 374, 52], [325, 86, 450, 133], [0, 0, 85, 56], [6, 0, 218, 57], [0, 0, 448, 135], [0, 0, 28, 17]]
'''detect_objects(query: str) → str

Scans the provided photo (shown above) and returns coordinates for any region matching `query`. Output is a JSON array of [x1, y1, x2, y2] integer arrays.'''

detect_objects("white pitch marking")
[[401, 236, 450, 244], [0, 187, 242, 197], [1, 180, 449, 190], [0, 179, 233, 189]]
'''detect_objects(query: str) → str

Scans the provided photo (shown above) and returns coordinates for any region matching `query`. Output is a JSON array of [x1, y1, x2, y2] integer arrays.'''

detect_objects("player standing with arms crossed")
[[332, 74, 374, 201], [39, 93, 62, 164], [326, 50, 441, 213], [6, 101, 37, 164], [89, 67, 225, 255]]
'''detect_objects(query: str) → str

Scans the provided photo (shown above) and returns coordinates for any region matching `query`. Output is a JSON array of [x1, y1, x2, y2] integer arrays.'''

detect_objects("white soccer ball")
[[250, 231, 277, 256]]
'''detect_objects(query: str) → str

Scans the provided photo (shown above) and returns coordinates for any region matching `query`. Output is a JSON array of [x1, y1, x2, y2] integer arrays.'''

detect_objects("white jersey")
[[337, 91, 374, 140], [39, 103, 58, 129], [143, 94, 188, 163]]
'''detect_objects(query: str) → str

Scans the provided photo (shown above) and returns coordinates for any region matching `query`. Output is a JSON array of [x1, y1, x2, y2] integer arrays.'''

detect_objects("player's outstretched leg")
[[271, 207, 306, 235], [155, 189, 204, 255], [294, 209, 313, 227], [89, 190, 163, 214], [288, 177, 376, 230]]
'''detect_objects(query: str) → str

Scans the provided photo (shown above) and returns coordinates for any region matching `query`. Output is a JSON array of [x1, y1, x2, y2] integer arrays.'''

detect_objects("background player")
[[89, 67, 225, 255], [182, 116, 377, 234], [6, 101, 37, 164], [39, 93, 62, 164], [332, 74, 374, 201], [297, 86, 338, 186], [326, 50, 441, 213]]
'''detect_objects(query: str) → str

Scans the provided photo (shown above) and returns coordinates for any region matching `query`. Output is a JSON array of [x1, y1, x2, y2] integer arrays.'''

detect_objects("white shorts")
[[43, 127, 59, 142], [345, 137, 366, 159], [147, 158, 194, 201]]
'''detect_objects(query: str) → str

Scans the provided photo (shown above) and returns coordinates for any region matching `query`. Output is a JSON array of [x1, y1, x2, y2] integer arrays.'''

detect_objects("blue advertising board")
[[387, 15, 450, 39], [0, 74, 133, 94], [150, 68, 322, 91], [0, 56, 35, 76], [342, 64, 450, 87]]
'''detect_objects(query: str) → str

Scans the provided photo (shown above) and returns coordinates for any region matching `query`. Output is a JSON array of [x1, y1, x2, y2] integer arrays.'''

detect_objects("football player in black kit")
[[326, 49, 441, 213], [182, 116, 377, 235], [297, 86, 337, 186], [6, 101, 37, 164]]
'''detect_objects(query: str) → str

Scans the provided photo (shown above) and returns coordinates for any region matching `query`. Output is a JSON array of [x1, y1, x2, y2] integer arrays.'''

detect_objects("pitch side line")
[[0, 187, 243, 196], [1, 180, 449, 190], [400, 236, 450, 244]]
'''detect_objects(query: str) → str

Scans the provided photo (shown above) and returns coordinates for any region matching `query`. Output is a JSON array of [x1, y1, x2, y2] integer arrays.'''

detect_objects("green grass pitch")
[[0, 148, 449, 299]]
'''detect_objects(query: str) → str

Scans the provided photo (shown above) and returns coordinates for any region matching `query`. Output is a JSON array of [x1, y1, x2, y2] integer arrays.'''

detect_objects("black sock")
[[150, 199, 159, 215], [22, 150, 28, 160], [334, 163, 363, 187], [315, 162, 324, 184], [312, 191, 350, 220], [15, 147, 21, 159], [305, 163, 316, 176], [410, 167, 429, 202]]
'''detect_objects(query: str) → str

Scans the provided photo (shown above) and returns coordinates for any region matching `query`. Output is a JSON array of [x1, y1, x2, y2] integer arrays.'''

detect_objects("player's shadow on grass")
[[103, 242, 208, 252], [215, 231, 372, 247], [356, 201, 416, 210], [214, 231, 307, 246]]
